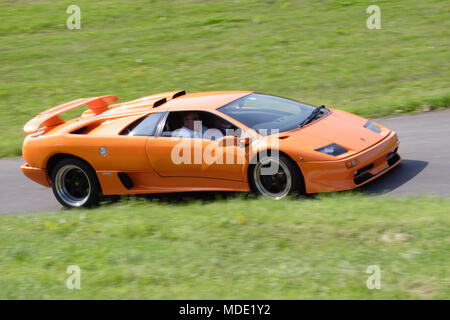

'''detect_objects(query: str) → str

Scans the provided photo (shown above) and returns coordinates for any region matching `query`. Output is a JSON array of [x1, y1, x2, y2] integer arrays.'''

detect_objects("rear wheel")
[[51, 158, 101, 208], [249, 153, 304, 199]]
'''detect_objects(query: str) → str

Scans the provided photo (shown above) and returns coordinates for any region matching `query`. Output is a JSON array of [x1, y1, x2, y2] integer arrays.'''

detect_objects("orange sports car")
[[21, 90, 401, 208]]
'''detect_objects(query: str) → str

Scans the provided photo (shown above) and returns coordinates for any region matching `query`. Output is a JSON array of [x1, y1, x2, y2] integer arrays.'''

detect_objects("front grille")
[[354, 163, 374, 177], [387, 153, 400, 166], [354, 172, 373, 185], [387, 147, 398, 159]]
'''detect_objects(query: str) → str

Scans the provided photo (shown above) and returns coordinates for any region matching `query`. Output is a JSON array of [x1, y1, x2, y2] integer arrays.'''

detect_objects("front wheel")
[[51, 158, 102, 208], [249, 153, 305, 200]]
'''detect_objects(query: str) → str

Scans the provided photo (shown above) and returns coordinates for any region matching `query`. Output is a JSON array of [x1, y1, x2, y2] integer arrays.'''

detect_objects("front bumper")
[[299, 131, 401, 193], [21, 164, 51, 187]]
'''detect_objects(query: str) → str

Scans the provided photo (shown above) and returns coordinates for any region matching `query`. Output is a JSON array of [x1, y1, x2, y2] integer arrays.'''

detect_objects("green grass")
[[0, 0, 449, 157], [1, 1, 448, 299], [0, 194, 449, 299]]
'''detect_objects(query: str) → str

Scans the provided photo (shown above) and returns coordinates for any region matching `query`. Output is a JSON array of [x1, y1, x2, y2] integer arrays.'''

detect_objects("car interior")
[[160, 111, 241, 138]]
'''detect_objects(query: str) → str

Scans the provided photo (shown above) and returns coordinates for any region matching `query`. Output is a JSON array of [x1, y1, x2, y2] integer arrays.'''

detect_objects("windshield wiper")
[[298, 105, 326, 127]]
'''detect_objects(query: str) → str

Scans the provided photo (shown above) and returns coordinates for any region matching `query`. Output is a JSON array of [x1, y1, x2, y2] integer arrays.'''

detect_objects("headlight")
[[315, 143, 347, 156], [364, 120, 380, 134]]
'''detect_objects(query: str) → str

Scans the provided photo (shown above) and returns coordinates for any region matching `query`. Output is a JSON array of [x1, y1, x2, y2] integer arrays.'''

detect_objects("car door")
[[146, 111, 207, 177], [198, 142, 246, 181], [200, 132, 248, 182]]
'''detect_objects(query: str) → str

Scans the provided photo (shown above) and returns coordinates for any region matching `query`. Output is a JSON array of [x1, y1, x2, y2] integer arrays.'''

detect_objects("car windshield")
[[218, 93, 323, 135]]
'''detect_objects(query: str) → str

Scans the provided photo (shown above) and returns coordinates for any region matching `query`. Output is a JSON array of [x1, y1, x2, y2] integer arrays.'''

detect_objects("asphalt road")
[[1, 110, 449, 215]]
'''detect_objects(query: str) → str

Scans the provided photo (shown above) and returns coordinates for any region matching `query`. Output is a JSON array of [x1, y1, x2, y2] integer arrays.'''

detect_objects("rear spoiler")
[[23, 95, 118, 134]]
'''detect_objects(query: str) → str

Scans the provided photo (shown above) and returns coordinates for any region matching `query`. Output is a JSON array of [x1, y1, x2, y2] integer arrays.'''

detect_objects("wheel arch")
[[46, 153, 100, 188]]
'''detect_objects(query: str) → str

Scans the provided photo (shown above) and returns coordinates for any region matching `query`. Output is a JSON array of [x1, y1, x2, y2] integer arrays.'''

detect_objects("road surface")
[[1, 110, 449, 215]]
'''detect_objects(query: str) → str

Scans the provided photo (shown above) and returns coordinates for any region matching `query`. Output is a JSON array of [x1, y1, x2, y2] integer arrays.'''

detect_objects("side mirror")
[[217, 136, 251, 147], [237, 136, 251, 147]]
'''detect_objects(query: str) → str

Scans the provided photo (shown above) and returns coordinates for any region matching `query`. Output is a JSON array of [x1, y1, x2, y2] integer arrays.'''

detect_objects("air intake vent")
[[153, 98, 167, 108], [71, 127, 87, 134], [387, 153, 400, 167], [118, 172, 133, 189]]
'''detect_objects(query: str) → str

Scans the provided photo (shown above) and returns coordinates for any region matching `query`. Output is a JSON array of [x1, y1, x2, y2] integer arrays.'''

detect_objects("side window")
[[121, 112, 164, 136], [159, 111, 241, 139]]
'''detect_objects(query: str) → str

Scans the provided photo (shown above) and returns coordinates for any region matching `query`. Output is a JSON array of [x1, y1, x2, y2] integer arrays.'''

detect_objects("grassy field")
[[0, 0, 449, 157], [0, 194, 448, 299]]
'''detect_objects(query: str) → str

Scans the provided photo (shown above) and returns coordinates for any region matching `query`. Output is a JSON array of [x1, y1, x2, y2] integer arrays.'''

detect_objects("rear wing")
[[23, 95, 118, 134]]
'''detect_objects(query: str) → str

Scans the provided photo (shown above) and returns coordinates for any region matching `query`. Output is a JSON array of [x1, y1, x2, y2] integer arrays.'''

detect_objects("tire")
[[50, 158, 102, 208], [249, 152, 305, 200]]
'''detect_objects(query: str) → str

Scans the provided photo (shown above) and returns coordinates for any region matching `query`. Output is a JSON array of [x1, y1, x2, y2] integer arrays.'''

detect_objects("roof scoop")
[[172, 90, 186, 99], [153, 98, 167, 108]]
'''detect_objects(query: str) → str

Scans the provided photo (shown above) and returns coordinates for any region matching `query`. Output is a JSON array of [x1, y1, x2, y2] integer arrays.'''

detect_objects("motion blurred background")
[[1, 0, 448, 156], [0, 0, 448, 299]]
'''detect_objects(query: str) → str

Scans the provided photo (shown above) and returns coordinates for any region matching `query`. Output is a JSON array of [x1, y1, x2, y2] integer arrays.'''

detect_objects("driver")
[[174, 112, 208, 138]]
